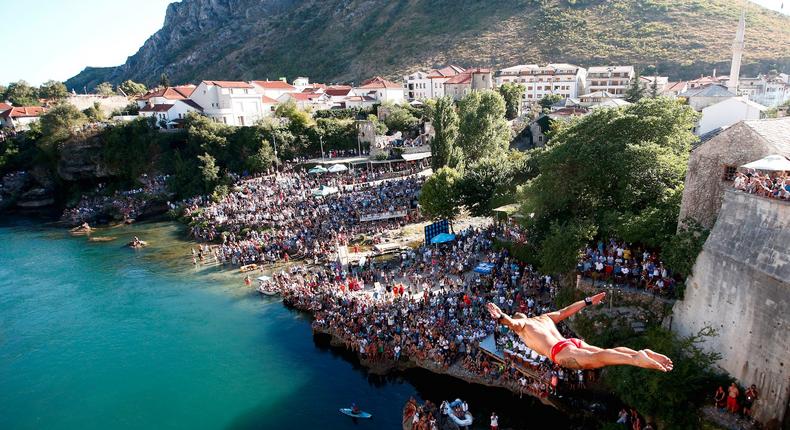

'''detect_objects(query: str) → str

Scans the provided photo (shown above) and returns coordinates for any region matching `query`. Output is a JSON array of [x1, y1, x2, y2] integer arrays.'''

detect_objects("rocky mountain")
[[66, 0, 790, 90]]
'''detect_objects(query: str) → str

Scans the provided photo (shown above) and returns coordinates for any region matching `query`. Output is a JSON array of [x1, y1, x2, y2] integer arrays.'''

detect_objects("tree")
[[383, 104, 419, 132], [366, 114, 388, 135], [160, 73, 171, 88], [245, 139, 276, 173], [521, 97, 699, 273], [39, 80, 68, 100], [498, 82, 526, 119], [119, 80, 148, 97], [39, 103, 87, 144], [83, 102, 105, 122], [419, 166, 462, 222], [457, 90, 510, 163], [94, 82, 115, 96], [4, 80, 38, 106], [650, 75, 660, 98], [197, 152, 219, 192], [430, 96, 462, 170], [538, 94, 564, 111], [456, 151, 536, 217], [625, 72, 645, 103]]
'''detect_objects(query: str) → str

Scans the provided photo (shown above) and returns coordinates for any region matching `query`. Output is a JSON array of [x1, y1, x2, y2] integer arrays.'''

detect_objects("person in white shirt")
[[490, 412, 499, 430]]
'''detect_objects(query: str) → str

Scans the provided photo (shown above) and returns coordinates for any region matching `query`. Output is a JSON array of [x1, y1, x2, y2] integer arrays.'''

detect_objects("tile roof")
[[1, 106, 45, 118], [359, 76, 403, 89], [325, 86, 353, 97], [203, 80, 255, 89], [428, 65, 466, 78], [743, 117, 790, 156], [139, 85, 196, 101], [251, 80, 295, 90], [284, 92, 322, 101], [139, 104, 174, 113], [180, 99, 204, 111], [444, 72, 472, 85], [679, 84, 736, 98], [0, 102, 12, 112], [261, 95, 279, 104]]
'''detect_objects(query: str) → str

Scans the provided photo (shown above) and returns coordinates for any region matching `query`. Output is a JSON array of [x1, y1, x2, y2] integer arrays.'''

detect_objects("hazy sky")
[[0, 0, 786, 86]]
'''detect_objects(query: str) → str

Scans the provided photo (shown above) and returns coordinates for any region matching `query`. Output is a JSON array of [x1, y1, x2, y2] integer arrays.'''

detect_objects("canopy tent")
[[474, 262, 497, 275], [401, 152, 432, 162], [327, 164, 348, 173], [308, 166, 328, 174], [430, 232, 456, 244], [741, 154, 790, 172], [312, 185, 339, 197]]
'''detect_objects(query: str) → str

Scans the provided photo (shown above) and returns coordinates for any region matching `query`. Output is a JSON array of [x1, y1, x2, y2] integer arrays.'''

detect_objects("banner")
[[359, 210, 408, 222]]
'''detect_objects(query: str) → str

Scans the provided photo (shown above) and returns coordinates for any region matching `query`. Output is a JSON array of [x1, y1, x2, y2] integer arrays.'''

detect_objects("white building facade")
[[696, 97, 766, 136], [495, 64, 587, 105], [189, 81, 264, 126], [585, 66, 635, 98]]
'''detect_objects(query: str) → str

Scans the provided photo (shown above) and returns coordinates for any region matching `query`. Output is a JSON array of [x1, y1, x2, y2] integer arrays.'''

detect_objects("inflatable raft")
[[240, 264, 258, 273], [339, 408, 372, 419], [443, 399, 473, 427]]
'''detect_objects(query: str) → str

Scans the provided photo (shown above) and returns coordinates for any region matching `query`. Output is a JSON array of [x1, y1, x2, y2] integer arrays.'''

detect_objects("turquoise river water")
[[0, 219, 575, 429]]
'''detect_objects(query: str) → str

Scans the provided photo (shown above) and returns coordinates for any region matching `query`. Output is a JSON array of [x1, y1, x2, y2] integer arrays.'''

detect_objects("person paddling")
[[486, 292, 673, 371]]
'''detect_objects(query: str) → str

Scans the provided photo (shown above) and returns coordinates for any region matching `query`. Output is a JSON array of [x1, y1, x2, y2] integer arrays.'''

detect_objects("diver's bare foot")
[[644, 349, 673, 371], [636, 350, 668, 372]]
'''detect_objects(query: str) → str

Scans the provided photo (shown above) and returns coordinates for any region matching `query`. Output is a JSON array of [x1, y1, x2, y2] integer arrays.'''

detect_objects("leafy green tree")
[[538, 94, 564, 111], [160, 73, 171, 88], [661, 219, 709, 278], [39, 80, 69, 100], [83, 102, 105, 122], [457, 90, 510, 163], [498, 82, 526, 119], [119, 80, 148, 97], [383, 104, 419, 132], [39, 103, 87, 144], [625, 73, 645, 103], [366, 114, 388, 135], [197, 152, 219, 192], [456, 151, 535, 216], [522, 97, 698, 273], [4, 80, 39, 106], [94, 82, 115, 96], [604, 327, 727, 429], [419, 166, 462, 222], [316, 117, 356, 151], [650, 75, 659, 98], [430, 96, 462, 170], [185, 112, 229, 152], [245, 139, 276, 173]]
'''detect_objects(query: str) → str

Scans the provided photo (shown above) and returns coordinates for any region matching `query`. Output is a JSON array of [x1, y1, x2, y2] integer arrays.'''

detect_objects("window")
[[722, 165, 737, 182]]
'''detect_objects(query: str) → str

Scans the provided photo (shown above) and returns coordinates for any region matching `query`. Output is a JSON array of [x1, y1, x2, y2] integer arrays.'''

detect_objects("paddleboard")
[[339, 408, 372, 419]]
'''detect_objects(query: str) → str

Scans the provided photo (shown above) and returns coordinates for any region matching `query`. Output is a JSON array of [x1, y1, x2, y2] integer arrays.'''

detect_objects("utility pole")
[[272, 134, 278, 173], [320, 134, 325, 162]]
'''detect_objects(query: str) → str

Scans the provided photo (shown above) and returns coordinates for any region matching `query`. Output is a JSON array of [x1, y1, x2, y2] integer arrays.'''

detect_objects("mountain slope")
[[66, 0, 790, 91]]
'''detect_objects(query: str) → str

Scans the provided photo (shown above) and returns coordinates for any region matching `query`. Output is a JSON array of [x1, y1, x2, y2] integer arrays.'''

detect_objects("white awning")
[[401, 152, 432, 161]]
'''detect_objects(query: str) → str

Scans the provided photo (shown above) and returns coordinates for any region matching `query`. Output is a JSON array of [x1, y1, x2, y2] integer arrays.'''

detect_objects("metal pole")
[[272, 134, 278, 173], [320, 135, 325, 162]]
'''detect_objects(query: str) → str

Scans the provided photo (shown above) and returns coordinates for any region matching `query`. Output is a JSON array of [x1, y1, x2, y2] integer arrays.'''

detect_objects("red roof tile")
[[284, 92, 321, 101], [444, 73, 472, 85], [261, 95, 279, 104], [1, 106, 45, 118], [139, 104, 174, 113], [0, 102, 12, 112], [360, 76, 402, 89], [252, 80, 295, 90], [325, 86, 353, 97], [203, 80, 254, 89]]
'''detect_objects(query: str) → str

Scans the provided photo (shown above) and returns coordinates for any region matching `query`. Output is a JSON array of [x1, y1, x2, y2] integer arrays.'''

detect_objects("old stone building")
[[678, 117, 790, 229], [673, 189, 790, 428]]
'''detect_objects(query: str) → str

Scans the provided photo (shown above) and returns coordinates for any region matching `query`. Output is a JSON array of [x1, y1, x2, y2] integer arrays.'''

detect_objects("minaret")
[[727, 10, 746, 94]]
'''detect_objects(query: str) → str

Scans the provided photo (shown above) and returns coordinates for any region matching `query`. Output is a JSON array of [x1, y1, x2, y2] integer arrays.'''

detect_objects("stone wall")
[[66, 95, 131, 117], [678, 122, 775, 229], [672, 189, 790, 429]]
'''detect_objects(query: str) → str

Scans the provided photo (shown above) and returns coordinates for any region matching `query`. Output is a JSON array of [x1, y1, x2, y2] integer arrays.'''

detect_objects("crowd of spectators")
[[714, 383, 760, 422], [264, 226, 589, 399], [577, 239, 678, 297], [184, 167, 424, 266], [733, 169, 790, 200], [61, 175, 171, 225]]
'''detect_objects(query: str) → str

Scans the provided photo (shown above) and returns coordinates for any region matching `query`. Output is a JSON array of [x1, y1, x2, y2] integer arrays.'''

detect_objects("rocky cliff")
[[66, 0, 790, 91]]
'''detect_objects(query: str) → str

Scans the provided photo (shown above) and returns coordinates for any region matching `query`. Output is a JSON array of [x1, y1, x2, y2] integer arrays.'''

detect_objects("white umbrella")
[[327, 164, 348, 173], [741, 155, 790, 172]]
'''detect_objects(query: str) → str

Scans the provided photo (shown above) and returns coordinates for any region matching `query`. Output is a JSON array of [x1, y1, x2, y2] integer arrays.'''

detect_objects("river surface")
[[0, 219, 576, 429]]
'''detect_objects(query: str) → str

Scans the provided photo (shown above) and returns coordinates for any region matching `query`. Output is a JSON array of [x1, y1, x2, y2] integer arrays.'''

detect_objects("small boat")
[[88, 236, 117, 242], [340, 408, 372, 419], [443, 399, 473, 427], [240, 264, 258, 273], [257, 285, 278, 296], [70, 223, 92, 235]]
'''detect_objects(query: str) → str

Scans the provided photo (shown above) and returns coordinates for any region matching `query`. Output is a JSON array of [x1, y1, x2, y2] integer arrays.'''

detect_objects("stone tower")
[[727, 10, 746, 94]]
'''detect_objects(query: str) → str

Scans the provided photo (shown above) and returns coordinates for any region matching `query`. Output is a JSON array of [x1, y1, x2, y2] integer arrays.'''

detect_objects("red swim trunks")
[[550, 338, 583, 363]]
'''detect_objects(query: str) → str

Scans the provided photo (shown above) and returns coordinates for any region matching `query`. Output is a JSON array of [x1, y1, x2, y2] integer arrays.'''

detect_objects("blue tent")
[[430, 232, 456, 244], [474, 262, 497, 275]]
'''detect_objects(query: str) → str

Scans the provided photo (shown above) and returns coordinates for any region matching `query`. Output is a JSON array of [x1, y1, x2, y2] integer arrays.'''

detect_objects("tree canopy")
[[3, 80, 39, 106], [419, 166, 462, 222], [538, 94, 564, 111], [39, 80, 69, 100], [521, 97, 699, 274], [430, 96, 462, 170], [457, 90, 510, 163], [625, 72, 645, 103], [94, 82, 115, 96], [498, 82, 525, 119], [119, 80, 148, 97]]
